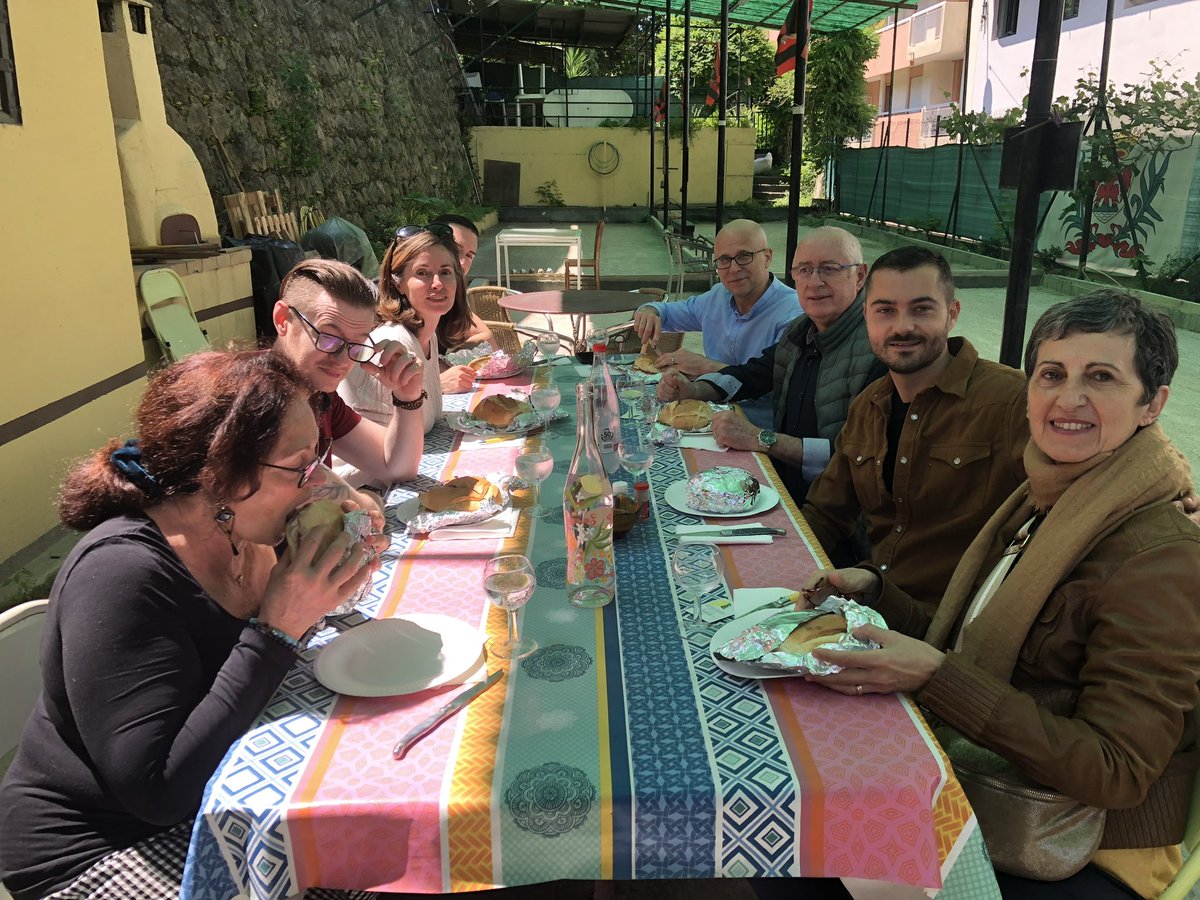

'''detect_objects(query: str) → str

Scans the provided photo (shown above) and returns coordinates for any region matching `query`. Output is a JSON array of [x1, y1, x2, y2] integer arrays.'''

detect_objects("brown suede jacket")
[[871, 500, 1200, 848], [801, 337, 1028, 615]]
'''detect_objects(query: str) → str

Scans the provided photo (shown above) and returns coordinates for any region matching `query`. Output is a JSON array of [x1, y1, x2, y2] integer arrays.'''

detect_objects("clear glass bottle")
[[588, 341, 622, 475], [563, 382, 616, 608]]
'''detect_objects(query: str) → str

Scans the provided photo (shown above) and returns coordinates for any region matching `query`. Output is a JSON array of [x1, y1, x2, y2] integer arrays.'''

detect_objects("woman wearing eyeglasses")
[[339, 224, 476, 442], [0, 351, 386, 900]]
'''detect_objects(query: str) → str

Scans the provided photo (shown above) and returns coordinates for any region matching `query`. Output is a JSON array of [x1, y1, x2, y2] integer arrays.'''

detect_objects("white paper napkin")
[[428, 508, 519, 541], [457, 431, 523, 451], [678, 434, 727, 452], [674, 524, 774, 545], [731, 586, 799, 617]]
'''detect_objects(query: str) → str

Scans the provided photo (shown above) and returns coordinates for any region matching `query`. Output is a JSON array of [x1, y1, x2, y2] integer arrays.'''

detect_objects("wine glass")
[[483, 555, 538, 659], [617, 375, 645, 422], [671, 543, 725, 636], [617, 440, 655, 479], [536, 333, 559, 364], [515, 448, 554, 518], [530, 384, 561, 424]]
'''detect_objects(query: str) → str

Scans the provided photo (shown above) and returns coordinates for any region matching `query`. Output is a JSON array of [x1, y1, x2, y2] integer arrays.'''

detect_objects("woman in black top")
[[0, 351, 385, 899]]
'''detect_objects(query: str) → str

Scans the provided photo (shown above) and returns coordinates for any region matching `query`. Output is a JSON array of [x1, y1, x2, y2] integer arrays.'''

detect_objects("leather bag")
[[938, 726, 1106, 880]]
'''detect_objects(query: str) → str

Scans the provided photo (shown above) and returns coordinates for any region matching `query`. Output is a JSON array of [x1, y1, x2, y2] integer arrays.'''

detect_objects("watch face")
[[758, 430, 777, 448]]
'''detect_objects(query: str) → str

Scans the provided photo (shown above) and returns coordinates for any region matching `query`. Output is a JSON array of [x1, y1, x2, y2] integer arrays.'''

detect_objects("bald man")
[[632, 219, 799, 428]]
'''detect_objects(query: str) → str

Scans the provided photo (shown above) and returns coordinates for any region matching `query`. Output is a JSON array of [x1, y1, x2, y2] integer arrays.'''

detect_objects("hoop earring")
[[215, 505, 239, 557]]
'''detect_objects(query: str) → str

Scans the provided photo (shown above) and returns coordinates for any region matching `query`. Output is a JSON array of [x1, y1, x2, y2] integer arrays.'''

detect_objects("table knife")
[[392, 669, 503, 760], [676, 527, 787, 537]]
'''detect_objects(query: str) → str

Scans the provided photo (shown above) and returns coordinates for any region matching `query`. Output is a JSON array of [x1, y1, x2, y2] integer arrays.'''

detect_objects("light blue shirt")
[[641, 274, 799, 427]]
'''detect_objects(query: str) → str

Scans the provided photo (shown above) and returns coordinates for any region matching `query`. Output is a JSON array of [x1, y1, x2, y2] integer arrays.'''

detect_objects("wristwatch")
[[757, 429, 777, 452]]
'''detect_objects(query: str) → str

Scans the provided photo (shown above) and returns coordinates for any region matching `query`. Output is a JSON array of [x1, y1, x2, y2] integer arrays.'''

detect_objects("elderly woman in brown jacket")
[[806, 289, 1200, 899]]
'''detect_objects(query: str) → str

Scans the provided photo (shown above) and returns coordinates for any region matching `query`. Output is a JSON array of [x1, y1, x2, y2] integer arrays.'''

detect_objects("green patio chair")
[[138, 268, 210, 363]]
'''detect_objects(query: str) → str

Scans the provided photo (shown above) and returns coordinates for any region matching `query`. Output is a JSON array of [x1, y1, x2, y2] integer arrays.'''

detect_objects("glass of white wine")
[[530, 384, 561, 425], [617, 440, 654, 480], [616, 374, 645, 421], [536, 333, 560, 364], [483, 555, 537, 659], [671, 543, 725, 637], [515, 447, 554, 518]]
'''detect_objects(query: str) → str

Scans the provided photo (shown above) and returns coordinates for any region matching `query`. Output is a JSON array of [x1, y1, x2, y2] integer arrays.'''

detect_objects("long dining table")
[[181, 363, 1001, 900]]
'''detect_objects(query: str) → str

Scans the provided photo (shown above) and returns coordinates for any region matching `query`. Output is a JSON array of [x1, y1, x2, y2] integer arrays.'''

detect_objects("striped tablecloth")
[[182, 366, 1000, 899]]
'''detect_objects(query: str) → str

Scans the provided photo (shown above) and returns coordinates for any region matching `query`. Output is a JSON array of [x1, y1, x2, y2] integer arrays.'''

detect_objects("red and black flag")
[[705, 45, 721, 107], [775, 0, 813, 76], [653, 78, 669, 123]]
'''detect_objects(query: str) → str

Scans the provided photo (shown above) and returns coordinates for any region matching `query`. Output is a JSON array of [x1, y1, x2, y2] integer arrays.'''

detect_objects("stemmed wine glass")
[[536, 333, 560, 364], [617, 439, 655, 480], [515, 448, 554, 518], [616, 374, 645, 421], [671, 543, 725, 637], [530, 383, 561, 425], [483, 554, 538, 659]]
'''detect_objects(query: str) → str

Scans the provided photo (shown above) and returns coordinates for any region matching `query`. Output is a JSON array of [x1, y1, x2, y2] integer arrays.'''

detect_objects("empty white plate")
[[314, 614, 486, 697], [663, 481, 781, 519]]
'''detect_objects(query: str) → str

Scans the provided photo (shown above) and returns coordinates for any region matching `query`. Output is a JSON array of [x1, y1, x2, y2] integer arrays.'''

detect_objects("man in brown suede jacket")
[[800, 246, 1028, 617]]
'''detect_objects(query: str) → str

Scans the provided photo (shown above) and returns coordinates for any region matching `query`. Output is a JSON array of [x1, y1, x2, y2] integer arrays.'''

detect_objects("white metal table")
[[494, 227, 583, 290]]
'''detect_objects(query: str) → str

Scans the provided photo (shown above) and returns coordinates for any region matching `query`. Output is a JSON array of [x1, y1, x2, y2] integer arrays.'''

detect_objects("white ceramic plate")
[[709, 609, 797, 680], [314, 614, 486, 697], [663, 480, 781, 519], [447, 410, 544, 437]]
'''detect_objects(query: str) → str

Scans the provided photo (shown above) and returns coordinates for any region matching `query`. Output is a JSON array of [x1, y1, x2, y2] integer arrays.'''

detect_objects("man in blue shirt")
[[632, 219, 799, 428]]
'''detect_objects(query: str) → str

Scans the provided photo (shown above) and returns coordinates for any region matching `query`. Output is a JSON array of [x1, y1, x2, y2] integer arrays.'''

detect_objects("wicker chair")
[[606, 288, 684, 356], [465, 285, 562, 356]]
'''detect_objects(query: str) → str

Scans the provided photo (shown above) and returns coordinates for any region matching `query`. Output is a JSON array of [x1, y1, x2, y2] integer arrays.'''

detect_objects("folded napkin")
[[457, 431, 522, 451], [678, 434, 727, 452], [674, 524, 774, 545], [731, 586, 798, 618], [428, 507, 518, 541]]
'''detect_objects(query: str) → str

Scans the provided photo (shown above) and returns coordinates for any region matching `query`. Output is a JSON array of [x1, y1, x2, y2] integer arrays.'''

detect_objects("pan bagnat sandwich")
[[284, 499, 345, 557], [633, 342, 661, 374], [472, 395, 532, 428], [658, 399, 713, 432], [419, 475, 503, 513], [467, 355, 492, 372], [776, 614, 847, 655]]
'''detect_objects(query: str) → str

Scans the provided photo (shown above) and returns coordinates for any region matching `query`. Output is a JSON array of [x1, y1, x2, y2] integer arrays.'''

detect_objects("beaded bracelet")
[[248, 617, 301, 651], [392, 389, 427, 410]]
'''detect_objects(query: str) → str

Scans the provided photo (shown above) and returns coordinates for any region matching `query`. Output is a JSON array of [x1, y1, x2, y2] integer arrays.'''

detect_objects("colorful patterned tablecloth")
[[182, 366, 1000, 899]]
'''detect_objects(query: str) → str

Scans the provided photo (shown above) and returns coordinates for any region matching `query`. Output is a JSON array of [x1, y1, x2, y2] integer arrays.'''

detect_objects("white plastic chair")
[[0, 599, 49, 778]]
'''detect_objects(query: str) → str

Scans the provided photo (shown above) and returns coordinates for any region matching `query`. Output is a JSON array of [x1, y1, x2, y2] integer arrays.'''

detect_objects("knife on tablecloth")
[[392, 669, 504, 760], [673, 526, 786, 537]]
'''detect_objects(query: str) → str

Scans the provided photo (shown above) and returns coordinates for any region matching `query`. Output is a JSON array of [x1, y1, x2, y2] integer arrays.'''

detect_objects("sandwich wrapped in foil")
[[685, 466, 760, 513], [316, 507, 379, 618], [405, 473, 515, 533], [714, 595, 886, 675], [445, 341, 537, 378]]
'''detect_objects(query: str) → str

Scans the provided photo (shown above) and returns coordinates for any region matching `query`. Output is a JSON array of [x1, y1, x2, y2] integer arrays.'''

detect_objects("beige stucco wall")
[[0, 0, 148, 564], [472, 126, 756, 207]]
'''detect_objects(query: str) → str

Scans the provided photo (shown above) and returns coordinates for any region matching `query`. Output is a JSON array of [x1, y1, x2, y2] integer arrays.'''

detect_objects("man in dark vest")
[[658, 226, 885, 503]]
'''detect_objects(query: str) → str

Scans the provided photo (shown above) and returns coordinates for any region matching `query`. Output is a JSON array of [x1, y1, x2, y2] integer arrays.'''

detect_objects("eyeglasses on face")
[[261, 439, 330, 488], [714, 248, 769, 270], [288, 305, 377, 363], [790, 262, 862, 280], [394, 223, 455, 242]]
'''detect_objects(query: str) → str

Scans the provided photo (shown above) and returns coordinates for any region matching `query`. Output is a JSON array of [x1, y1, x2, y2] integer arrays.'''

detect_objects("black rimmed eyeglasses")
[[394, 223, 455, 242], [261, 439, 330, 488], [714, 248, 770, 270], [790, 262, 862, 280], [288, 305, 377, 363]]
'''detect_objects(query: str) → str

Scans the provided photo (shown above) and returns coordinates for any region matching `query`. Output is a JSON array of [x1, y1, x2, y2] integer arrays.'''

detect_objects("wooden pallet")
[[223, 190, 302, 241]]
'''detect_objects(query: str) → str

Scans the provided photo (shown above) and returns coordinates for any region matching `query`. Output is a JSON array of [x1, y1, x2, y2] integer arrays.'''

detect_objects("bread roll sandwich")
[[471, 395, 532, 428], [285, 499, 345, 556], [777, 614, 847, 655], [467, 355, 492, 372], [419, 475, 502, 513], [633, 342, 661, 374], [658, 399, 713, 431]]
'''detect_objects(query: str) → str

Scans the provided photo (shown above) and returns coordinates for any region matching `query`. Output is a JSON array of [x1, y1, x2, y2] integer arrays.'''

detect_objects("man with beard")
[[657, 226, 885, 503], [800, 246, 1029, 620]]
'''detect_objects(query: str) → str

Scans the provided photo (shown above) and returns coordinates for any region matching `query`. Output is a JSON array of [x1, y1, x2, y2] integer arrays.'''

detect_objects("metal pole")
[[663, 4, 672, 226], [681, 0, 692, 233], [784, 3, 811, 287], [649, 13, 656, 210], [1000, 0, 1067, 367], [880, 3, 900, 225], [1077, 0, 1115, 276], [715, 0, 730, 229]]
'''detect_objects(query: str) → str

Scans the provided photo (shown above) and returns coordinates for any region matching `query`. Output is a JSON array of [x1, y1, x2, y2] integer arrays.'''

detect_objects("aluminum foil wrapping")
[[323, 508, 381, 617], [714, 595, 886, 675], [405, 474, 516, 533], [446, 341, 537, 378], [685, 466, 760, 513]]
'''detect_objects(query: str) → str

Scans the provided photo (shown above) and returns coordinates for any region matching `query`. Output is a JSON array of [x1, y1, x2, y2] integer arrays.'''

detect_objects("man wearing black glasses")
[[272, 259, 426, 508], [658, 226, 884, 506], [631, 219, 800, 428]]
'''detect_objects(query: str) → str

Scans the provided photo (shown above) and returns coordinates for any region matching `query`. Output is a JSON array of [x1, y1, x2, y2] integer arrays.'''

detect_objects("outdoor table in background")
[[499, 289, 649, 350], [181, 367, 1001, 900], [494, 227, 583, 289]]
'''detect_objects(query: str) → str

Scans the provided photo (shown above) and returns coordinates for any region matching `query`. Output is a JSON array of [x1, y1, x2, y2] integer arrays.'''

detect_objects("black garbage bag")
[[223, 234, 307, 339], [301, 218, 379, 276]]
